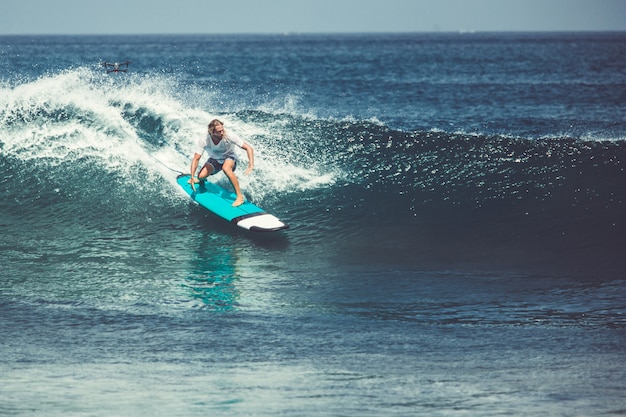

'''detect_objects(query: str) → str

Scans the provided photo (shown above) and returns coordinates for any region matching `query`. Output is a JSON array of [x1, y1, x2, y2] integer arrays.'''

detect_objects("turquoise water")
[[1, 33, 625, 416]]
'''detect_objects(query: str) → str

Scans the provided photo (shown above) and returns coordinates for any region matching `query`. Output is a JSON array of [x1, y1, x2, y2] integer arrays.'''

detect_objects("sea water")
[[1, 32, 625, 416]]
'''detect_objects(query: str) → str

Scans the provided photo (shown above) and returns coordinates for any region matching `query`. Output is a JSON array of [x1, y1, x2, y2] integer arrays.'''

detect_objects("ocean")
[[1, 32, 625, 416]]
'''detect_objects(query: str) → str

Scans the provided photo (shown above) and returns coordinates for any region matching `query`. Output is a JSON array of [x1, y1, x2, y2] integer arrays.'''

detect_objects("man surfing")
[[189, 119, 255, 207]]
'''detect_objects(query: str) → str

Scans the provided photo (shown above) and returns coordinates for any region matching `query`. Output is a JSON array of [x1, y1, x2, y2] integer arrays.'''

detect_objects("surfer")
[[189, 119, 255, 207]]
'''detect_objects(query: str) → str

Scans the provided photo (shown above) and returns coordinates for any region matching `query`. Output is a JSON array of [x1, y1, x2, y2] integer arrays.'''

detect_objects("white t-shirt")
[[194, 131, 245, 163]]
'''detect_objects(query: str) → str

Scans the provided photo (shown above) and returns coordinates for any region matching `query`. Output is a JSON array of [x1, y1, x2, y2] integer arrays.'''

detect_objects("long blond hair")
[[208, 119, 224, 135]]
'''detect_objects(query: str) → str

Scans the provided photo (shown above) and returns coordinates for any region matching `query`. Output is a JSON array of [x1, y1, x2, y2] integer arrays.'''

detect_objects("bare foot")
[[232, 196, 244, 207]]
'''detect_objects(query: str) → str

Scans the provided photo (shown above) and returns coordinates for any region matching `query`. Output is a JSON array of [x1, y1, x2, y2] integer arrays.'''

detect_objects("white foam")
[[0, 67, 338, 199]]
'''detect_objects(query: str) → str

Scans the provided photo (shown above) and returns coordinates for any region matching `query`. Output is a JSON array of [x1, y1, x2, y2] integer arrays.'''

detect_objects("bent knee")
[[222, 160, 236, 173]]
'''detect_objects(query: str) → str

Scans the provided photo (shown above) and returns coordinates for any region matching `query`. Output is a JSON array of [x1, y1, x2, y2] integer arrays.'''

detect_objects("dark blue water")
[[1, 33, 625, 416]]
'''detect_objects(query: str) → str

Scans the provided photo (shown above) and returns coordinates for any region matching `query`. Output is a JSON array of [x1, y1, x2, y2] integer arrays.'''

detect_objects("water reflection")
[[183, 232, 239, 311]]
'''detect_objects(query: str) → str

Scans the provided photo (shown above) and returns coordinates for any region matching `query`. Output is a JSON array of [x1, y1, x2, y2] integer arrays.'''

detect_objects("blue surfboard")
[[176, 174, 289, 232]]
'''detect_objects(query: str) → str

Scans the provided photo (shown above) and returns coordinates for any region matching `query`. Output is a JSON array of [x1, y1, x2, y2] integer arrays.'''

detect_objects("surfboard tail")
[[232, 213, 289, 232]]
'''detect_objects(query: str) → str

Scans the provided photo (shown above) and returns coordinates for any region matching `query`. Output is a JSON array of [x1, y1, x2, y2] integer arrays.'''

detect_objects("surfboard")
[[176, 174, 289, 232]]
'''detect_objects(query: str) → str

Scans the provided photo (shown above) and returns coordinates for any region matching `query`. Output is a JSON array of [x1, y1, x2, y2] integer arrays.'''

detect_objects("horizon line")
[[1, 29, 625, 37]]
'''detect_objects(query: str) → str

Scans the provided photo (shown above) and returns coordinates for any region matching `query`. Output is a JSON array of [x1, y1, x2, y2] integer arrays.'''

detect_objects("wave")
[[2, 68, 625, 277], [234, 111, 625, 276], [0, 68, 333, 199]]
